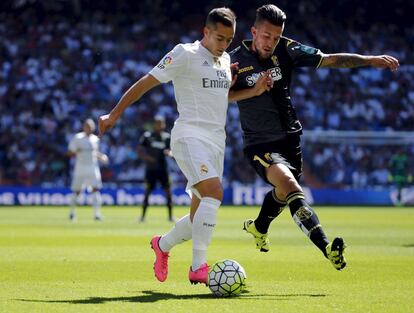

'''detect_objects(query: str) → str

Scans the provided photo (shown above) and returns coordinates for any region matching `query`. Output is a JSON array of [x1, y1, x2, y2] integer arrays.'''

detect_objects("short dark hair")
[[255, 4, 286, 27], [206, 7, 236, 28]]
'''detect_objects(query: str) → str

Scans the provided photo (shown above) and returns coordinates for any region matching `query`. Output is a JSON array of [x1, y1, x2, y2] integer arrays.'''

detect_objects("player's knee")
[[201, 183, 223, 201], [208, 185, 223, 201], [277, 176, 302, 200]]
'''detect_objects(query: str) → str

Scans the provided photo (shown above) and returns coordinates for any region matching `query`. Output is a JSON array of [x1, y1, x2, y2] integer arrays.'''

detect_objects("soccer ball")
[[208, 259, 247, 297]]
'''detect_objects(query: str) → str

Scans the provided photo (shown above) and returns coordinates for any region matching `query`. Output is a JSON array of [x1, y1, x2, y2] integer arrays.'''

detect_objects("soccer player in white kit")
[[98, 7, 236, 285], [67, 119, 108, 221]]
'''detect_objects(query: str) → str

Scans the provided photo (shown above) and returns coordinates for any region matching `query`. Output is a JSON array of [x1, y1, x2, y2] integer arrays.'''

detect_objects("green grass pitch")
[[0, 205, 413, 313]]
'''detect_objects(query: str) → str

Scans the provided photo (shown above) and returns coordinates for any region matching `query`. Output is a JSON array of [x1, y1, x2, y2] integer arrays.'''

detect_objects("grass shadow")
[[15, 290, 327, 304]]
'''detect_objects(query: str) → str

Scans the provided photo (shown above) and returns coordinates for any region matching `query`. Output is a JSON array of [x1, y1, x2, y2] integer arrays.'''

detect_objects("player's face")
[[83, 123, 93, 135], [153, 120, 165, 133], [251, 21, 284, 59], [203, 22, 235, 57]]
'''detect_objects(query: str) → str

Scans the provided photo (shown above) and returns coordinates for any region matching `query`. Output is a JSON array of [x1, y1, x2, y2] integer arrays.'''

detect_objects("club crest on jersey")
[[157, 55, 173, 69], [200, 164, 209, 174], [271, 55, 279, 66]]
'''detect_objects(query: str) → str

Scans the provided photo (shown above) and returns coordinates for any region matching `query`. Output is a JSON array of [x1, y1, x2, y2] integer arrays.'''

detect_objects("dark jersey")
[[230, 37, 323, 147], [139, 131, 171, 171], [390, 153, 409, 180]]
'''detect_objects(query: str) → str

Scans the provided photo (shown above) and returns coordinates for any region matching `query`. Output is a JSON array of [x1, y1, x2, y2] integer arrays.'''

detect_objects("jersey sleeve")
[[139, 132, 150, 147], [165, 134, 171, 150], [228, 47, 244, 90], [149, 44, 188, 83], [68, 136, 77, 152], [286, 39, 323, 68]]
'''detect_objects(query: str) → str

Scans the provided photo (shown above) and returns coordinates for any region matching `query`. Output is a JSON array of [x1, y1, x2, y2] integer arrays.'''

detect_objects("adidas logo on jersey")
[[202, 60, 209, 66]]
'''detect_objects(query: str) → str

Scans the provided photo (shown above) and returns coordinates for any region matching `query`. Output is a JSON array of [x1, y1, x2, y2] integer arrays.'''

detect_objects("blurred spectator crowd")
[[0, 0, 413, 189]]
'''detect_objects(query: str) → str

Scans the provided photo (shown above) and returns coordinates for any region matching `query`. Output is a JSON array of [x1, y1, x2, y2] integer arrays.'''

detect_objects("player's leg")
[[268, 163, 346, 270], [396, 178, 404, 206], [141, 173, 155, 222], [151, 137, 222, 283], [69, 172, 83, 221], [158, 195, 198, 252], [161, 171, 174, 222], [189, 177, 222, 285], [242, 142, 287, 252], [69, 191, 81, 221], [243, 188, 286, 252], [152, 196, 197, 282], [91, 188, 103, 220], [90, 169, 103, 221], [171, 137, 224, 284]]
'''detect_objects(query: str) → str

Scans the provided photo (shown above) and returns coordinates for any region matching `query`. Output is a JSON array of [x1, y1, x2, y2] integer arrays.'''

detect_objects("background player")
[[138, 115, 174, 222], [229, 4, 399, 270], [389, 148, 412, 206], [98, 8, 236, 285], [67, 119, 109, 221]]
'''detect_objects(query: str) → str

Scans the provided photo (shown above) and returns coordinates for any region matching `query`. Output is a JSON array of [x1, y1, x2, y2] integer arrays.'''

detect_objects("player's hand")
[[98, 114, 116, 137], [253, 71, 273, 96], [99, 153, 109, 165], [230, 62, 239, 87], [369, 55, 399, 72]]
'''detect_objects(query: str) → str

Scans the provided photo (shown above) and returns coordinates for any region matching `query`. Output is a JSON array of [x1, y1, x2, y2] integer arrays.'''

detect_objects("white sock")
[[70, 193, 79, 214], [191, 197, 221, 270], [91, 191, 102, 216], [159, 214, 192, 252]]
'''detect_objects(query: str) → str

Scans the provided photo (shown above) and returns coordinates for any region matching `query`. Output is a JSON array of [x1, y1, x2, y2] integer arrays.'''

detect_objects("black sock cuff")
[[271, 189, 287, 205], [286, 191, 305, 205]]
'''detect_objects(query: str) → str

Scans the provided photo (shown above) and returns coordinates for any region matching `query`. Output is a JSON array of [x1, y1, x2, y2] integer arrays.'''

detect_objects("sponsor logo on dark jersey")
[[246, 67, 282, 86], [238, 65, 254, 74]]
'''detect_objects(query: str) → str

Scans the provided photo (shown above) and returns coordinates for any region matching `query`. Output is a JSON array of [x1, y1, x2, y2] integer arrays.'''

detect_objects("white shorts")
[[171, 137, 224, 197], [71, 167, 102, 191]]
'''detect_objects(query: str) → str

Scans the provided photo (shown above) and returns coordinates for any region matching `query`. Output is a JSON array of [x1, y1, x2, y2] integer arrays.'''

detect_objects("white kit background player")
[[98, 7, 236, 285], [67, 119, 109, 221]]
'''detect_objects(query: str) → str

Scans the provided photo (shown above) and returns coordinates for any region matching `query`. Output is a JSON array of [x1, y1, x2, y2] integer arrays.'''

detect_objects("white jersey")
[[149, 40, 232, 151], [68, 132, 100, 173]]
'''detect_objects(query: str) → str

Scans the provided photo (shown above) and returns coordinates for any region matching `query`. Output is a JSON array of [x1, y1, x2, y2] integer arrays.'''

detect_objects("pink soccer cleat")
[[150, 236, 169, 282], [188, 263, 209, 286]]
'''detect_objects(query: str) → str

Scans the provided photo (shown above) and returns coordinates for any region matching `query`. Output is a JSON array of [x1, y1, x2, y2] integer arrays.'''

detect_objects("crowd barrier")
[[1, 186, 413, 206]]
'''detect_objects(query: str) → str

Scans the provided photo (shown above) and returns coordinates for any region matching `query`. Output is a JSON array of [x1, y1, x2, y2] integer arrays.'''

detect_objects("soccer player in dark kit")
[[229, 4, 399, 270], [138, 115, 174, 222]]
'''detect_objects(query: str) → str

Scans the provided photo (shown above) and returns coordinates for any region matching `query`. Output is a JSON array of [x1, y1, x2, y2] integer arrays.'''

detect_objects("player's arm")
[[228, 73, 273, 102], [67, 138, 78, 158], [320, 53, 399, 71], [66, 150, 77, 158], [97, 152, 109, 164], [98, 74, 160, 136]]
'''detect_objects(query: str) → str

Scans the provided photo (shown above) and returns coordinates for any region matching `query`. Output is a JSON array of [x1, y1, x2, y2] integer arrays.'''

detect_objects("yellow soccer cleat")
[[326, 237, 347, 270], [243, 219, 270, 252]]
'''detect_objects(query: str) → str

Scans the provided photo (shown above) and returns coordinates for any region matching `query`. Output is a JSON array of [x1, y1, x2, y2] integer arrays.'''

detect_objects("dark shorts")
[[145, 169, 171, 189], [243, 134, 303, 185]]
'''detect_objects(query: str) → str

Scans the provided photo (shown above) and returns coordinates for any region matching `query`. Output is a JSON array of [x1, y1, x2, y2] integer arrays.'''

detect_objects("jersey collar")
[[241, 40, 253, 52], [197, 40, 217, 59]]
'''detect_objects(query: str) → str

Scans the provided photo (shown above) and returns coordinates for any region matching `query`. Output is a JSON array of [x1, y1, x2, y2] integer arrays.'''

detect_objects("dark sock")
[[166, 194, 173, 219], [142, 190, 151, 219], [286, 191, 329, 256], [254, 189, 286, 234]]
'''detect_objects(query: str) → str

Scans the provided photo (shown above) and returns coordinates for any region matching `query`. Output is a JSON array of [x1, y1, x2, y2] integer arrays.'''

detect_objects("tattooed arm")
[[320, 53, 399, 71]]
